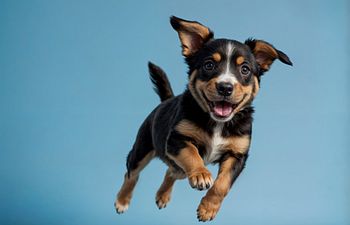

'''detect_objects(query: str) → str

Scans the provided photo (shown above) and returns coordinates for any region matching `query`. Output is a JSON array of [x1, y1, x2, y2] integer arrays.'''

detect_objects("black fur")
[[148, 62, 174, 102], [126, 112, 154, 177]]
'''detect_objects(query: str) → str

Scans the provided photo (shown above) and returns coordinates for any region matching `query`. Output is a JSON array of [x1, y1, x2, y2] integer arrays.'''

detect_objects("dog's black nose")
[[216, 82, 233, 96]]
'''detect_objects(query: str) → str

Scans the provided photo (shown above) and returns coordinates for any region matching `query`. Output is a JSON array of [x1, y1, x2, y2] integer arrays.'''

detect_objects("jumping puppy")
[[115, 16, 292, 222]]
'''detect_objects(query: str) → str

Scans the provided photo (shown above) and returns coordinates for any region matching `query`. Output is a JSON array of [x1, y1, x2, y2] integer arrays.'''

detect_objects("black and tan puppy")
[[115, 16, 292, 221]]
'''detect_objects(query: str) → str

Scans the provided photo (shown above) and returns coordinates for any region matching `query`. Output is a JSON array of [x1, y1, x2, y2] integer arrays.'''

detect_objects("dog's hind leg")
[[155, 168, 185, 209], [115, 119, 155, 214], [115, 149, 155, 213]]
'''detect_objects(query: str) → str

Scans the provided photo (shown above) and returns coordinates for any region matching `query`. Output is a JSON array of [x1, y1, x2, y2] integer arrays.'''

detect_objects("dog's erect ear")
[[245, 39, 293, 73], [170, 16, 214, 57]]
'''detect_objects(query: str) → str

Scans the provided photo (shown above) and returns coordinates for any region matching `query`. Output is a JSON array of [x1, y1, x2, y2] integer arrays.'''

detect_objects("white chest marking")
[[204, 123, 227, 164]]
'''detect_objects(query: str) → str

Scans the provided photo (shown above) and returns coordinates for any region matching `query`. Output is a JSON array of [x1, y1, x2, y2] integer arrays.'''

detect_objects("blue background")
[[1, 0, 349, 225]]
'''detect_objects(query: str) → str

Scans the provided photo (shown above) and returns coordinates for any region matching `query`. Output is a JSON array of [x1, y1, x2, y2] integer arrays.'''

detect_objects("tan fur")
[[167, 141, 213, 189], [176, 20, 211, 56], [208, 157, 236, 198], [212, 52, 222, 62], [115, 150, 155, 212], [178, 20, 210, 38], [116, 174, 138, 207], [175, 119, 210, 146], [252, 76, 260, 97], [253, 41, 278, 71], [222, 135, 251, 154], [203, 78, 219, 100], [129, 150, 155, 176], [254, 41, 278, 56], [167, 141, 205, 174], [236, 56, 245, 65], [196, 77, 223, 107], [188, 70, 209, 112], [232, 82, 254, 114], [197, 157, 237, 221], [156, 169, 177, 208]]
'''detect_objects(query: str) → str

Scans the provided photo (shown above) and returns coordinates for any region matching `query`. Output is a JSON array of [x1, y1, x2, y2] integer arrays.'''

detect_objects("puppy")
[[114, 16, 292, 221]]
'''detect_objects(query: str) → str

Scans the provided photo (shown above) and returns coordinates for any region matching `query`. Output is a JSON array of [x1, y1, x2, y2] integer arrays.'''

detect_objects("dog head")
[[170, 16, 292, 122]]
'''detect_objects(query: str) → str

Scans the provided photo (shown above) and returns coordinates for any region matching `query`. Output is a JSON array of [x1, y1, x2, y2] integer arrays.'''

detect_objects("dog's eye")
[[203, 60, 215, 71], [240, 65, 251, 76]]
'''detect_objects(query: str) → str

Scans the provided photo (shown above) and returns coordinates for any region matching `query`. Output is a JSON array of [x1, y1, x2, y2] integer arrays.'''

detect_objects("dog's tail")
[[148, 62, 174, 102]]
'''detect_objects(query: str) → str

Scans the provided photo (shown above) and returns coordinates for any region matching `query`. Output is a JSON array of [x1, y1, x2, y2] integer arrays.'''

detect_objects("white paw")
[[115, 201, 129, 214]]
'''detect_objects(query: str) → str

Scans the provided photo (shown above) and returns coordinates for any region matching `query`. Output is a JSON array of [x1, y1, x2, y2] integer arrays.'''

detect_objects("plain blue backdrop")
[[1, 0, 349, 225]]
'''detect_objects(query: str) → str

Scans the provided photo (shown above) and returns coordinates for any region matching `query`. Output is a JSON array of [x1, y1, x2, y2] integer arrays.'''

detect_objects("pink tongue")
[[213, 102, 233, 117]]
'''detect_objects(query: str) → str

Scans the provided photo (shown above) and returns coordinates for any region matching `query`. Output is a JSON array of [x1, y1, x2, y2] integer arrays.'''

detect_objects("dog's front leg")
[[166, 138, 213, 191], [197, 153, 248, 221]]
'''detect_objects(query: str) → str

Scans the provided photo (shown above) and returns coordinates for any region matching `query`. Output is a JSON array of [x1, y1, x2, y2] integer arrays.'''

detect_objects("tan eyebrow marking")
[[236, 56, 245, 65], [212, 52, 222, 62]]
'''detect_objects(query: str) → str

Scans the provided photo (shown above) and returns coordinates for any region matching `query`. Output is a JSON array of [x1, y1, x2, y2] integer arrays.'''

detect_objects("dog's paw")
[[196, 197, 221, 222], [188, 168, 213, 191], [155, 192, 171, 209], [115, 199, 129, 214]]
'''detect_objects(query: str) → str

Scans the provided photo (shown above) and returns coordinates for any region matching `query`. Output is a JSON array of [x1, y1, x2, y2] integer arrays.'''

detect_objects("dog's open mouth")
[[202, 91, 246, 121], [209, 101, 236, 118]]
